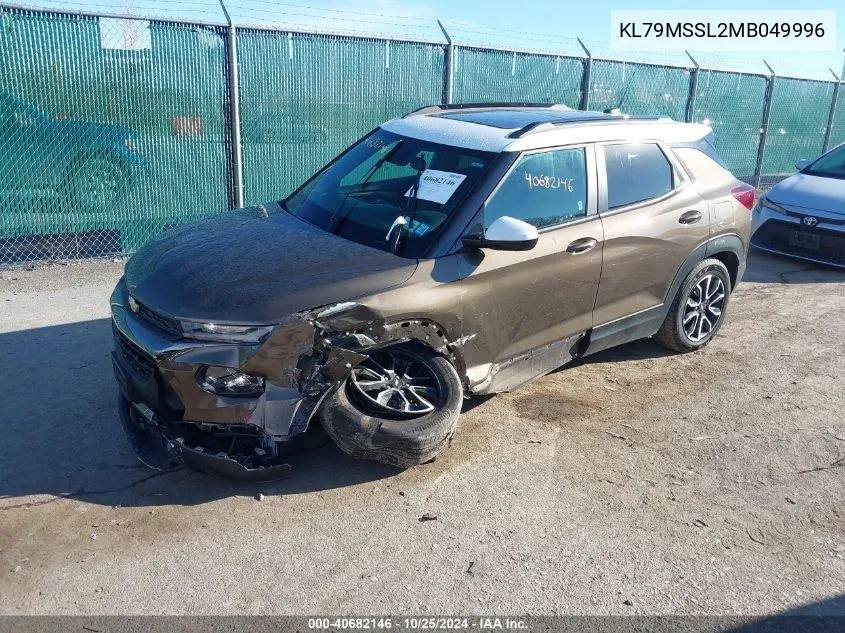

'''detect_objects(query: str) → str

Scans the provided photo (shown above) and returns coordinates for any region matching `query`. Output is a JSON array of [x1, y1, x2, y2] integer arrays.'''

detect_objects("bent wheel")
[[320, 344, 463, 468]]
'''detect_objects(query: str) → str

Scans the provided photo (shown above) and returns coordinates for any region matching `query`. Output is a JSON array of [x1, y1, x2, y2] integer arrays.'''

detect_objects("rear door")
[[457, 144, 604, 391], [593, 141, 709, 326]]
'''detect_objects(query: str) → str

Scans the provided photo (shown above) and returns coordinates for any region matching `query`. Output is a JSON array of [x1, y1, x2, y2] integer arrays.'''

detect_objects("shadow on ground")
[[0, 317, 400, 508], [727, 593, 845, 631], [2, 250, 843, 509], [743, 248, 845, 284]]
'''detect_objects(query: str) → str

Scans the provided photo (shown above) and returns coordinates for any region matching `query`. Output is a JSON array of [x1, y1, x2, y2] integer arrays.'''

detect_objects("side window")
[[604, 143, 674, 210], [485, 147, 587, 229]]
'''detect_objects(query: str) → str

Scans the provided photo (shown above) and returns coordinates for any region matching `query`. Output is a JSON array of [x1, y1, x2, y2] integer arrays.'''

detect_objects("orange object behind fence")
[[171, 115, 203, 137]]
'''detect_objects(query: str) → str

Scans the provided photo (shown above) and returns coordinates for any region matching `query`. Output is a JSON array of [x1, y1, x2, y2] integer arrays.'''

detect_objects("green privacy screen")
[[0, 8, 230, 263], [1, 5, 842, 266], [453, 47, 583, 107], [830, 87, 845, 150], [691, 69, 768, 181], [237, 31, 445, 205], [763, 77, 834, 174], [588, 60, 690, 120]]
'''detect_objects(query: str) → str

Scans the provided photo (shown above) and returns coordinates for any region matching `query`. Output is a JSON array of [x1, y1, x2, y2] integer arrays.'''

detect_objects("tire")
[[319, 344, 463, 468], [653, 258, 732, 353], [68, 155, 128, 212]]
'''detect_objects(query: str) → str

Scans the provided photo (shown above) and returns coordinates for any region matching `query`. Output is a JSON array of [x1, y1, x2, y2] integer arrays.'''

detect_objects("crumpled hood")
[[124, 204, 418, 323], [767, 173, 845, 215]]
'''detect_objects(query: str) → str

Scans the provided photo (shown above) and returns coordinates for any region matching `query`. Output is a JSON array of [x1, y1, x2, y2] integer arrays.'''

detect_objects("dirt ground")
[[0, 251, 843, 615]]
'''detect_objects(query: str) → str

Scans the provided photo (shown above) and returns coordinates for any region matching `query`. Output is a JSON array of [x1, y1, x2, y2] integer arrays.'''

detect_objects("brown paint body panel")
[[594, 186, 708, 325], [456, 217, 604, 387]]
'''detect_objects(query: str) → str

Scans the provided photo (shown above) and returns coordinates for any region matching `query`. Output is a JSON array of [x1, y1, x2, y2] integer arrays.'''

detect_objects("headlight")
[[179, 321, 275, 343], [198, 366, 264, 397], [758, 195, 788, 215]]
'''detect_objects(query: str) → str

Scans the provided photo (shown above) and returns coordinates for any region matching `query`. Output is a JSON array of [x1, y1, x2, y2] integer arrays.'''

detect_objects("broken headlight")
[[179, 321, 275, 343], [198, 366, 265, 398]]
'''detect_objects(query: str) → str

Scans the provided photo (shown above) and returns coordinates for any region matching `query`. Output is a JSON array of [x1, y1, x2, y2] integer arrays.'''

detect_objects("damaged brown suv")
[[111, 103, 753, 480]]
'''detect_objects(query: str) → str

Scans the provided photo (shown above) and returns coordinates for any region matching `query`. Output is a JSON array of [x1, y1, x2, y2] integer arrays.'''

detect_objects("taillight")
[[731, 182, 755, 210]]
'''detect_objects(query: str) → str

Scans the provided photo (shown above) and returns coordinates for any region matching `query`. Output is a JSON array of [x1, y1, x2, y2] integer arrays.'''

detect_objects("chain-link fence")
[[1, 3, 844, 266]]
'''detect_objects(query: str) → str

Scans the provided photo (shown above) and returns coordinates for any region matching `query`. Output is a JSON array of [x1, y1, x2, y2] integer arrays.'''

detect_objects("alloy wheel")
[[348, 349, 440, 417], [682, 273, 726, 342]]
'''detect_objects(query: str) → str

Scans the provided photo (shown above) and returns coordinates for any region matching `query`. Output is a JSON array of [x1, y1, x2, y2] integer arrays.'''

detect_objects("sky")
[[7, 0, 844, 79]]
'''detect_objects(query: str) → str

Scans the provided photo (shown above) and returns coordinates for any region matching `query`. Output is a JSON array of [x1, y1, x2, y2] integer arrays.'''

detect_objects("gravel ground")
[[0, 251, 843, 615]]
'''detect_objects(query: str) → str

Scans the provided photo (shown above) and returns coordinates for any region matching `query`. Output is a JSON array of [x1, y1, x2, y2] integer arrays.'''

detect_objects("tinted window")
[[803, 143, 845, 180], [604, 143, 674, 209], [485, 148, 587, 229]]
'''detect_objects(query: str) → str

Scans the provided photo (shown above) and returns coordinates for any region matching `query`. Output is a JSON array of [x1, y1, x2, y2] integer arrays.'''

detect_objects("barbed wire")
[[0, 0, 839, 80]]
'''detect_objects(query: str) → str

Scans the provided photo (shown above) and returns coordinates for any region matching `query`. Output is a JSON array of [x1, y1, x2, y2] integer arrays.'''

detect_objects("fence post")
[[577, 38, 592, 111], [685, 51, 699, 123], [220, 0, 244, 209], [822, 67, 841, 154], [437, 20, 454, 104], [753, 60, 776, 189]]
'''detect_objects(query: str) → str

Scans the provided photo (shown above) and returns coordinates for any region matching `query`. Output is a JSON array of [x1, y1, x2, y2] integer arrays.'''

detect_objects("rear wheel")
[[320, 344, 462, 468], [654, 258, 731, 353]]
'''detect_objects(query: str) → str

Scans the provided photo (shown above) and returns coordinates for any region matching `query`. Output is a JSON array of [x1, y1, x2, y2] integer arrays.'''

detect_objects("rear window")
[[671, 135, 729, 171], [604, 143, 674, 209]]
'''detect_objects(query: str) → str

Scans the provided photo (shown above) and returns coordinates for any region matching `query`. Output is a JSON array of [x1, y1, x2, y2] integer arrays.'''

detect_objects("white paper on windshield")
[[404, 170, 467, 205]]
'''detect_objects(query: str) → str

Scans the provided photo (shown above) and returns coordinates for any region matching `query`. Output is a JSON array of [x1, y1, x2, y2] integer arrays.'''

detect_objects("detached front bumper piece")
[[116, 394, 292, 482], [110, 279, 365, 480]]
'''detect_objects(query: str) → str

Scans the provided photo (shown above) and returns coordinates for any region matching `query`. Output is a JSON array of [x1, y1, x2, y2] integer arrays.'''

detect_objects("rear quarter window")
[[671, 137, 730, 171], [604, 143, 674, 209]]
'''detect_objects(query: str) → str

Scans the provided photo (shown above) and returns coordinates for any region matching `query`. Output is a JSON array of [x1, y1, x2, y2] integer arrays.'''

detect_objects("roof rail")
[[507, 114, 673, 138], [403, 102, 570, 117]]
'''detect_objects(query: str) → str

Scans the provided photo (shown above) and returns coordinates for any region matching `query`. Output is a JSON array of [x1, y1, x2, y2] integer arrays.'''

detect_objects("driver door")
[[456, 145, 604, 393]]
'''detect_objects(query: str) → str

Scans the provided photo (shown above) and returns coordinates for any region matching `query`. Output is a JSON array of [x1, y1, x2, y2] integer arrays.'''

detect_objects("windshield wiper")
[[328, 141, 404, 235], [388, 156, 427, 255]]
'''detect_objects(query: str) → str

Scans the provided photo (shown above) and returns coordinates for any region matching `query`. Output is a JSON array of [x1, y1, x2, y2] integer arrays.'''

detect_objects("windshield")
[[286, 129, 494, 258], [803, 144, 845, 180]]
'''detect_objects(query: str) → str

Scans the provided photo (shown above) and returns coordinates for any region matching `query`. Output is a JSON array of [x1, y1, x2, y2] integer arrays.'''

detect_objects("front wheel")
[[654, 258, 732, 353], [320, 344, 463, 468]]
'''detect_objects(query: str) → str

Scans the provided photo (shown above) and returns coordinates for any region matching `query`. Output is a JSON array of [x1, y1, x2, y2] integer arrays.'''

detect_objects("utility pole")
[[577, 38, 592, 111], [823, 67, 841, 153], [437, 20, 454, 105], [220, 0, 244, 209], [685, 51, 700, 123], [753, 60, 776, 189]]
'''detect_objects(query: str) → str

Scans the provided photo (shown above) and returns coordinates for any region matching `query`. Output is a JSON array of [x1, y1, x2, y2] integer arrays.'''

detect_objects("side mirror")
[[462, 216, 539, 252], [795, 158, 812, 171]]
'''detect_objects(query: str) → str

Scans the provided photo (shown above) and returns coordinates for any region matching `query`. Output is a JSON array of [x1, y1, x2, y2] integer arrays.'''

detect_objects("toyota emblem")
[[803, 216, 819, 227]]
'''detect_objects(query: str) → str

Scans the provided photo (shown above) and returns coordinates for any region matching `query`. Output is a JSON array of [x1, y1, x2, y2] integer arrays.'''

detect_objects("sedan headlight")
[[198, 366, 264, 397], [179, 321, 275, 343], [758, 195, 789, 215]]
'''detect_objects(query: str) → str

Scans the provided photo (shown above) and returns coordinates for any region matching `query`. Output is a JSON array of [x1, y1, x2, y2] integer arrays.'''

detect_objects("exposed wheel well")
[[710, 250, 740, 290]]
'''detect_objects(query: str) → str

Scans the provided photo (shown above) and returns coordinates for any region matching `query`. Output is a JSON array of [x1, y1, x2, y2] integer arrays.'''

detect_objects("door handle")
[[679, 210, 703, 225], [566, 237, 598, 254]]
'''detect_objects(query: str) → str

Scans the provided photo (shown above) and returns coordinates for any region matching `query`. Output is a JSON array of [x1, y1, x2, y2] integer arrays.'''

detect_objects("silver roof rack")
[[403, 103, 572, 117]]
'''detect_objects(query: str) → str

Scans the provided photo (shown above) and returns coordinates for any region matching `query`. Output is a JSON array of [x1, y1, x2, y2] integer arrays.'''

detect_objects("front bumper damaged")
[[110, 280, 368, 480]]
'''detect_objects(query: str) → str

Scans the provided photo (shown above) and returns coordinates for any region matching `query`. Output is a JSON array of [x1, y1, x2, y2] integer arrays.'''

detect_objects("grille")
[[134, 300, 182, 336], [783, 210, 845, 226], [754, 220, 845, 265], [115, 327, 157, 380]]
